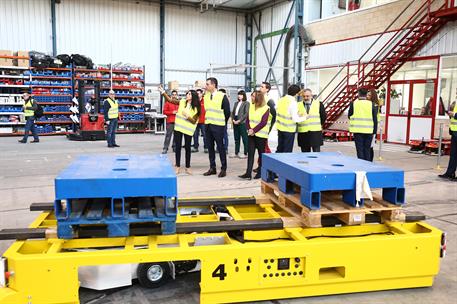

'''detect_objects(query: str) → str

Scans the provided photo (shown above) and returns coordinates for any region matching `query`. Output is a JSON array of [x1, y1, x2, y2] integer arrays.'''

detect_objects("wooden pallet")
[[261, 181, 405, 228]]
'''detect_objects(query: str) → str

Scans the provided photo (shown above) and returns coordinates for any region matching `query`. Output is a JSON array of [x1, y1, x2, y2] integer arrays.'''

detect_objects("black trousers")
[[354, 133, 373, 161], [445, 133, 457, 176], [174, 130, 192, 168], [246, 136, 266, 176], [297, 133, 321, 152], [276, 130, 295, 153], [206, 124, 227, 170]]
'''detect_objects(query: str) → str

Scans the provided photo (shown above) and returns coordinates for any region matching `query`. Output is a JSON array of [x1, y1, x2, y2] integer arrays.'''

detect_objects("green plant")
[[377, 87, 401, 100]]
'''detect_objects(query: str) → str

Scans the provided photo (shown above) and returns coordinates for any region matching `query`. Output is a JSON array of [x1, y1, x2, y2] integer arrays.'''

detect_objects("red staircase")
[[321, 0, 457, 129]]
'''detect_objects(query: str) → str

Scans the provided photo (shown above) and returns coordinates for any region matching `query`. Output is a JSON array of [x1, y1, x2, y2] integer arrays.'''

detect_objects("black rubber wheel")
[[137, 262, 171, 288]]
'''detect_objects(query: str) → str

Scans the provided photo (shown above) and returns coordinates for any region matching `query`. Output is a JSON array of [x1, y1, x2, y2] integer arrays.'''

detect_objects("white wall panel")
[[0, 0, 51, 53], [55, 0, 160, 83], [417, 21, 457, 57], [164, 5, 245, 87]]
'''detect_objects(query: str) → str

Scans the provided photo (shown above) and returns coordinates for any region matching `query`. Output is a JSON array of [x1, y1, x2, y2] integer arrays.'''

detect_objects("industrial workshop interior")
[[0, 0, 456, 303]]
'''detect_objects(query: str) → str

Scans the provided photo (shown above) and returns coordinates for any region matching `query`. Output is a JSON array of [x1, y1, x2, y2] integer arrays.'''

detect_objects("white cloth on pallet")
[[355, 171, 373, 207]]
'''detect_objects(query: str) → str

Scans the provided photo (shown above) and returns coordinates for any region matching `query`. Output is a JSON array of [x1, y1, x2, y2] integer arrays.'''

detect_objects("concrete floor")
[[0, 133, 456, 304]]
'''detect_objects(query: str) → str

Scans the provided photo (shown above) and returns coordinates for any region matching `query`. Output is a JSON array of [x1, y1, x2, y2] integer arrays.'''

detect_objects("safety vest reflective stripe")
[[349, 99, 374, 134], [276, 120, 296, 127], [297, 100, 322, 133], [277, 113, 292, 120], [24, 100, 34, 117], [204, 91, 225, 126], [276, 96, 296, 132], [174, 99, 198, 136], [351, 117, 372, 121], [107, 98, 119, 119], [249, 103, 270, 139], [450, 103, 457, 132]]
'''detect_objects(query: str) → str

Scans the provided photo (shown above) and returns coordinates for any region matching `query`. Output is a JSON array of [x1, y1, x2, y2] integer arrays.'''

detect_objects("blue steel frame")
[[245, 13, 253, 91], [51, 0, 57, 56]]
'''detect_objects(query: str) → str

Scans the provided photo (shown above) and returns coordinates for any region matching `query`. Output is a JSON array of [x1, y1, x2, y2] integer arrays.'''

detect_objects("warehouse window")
[[318, 0, 397, 19], [439, 56, 457, 117]]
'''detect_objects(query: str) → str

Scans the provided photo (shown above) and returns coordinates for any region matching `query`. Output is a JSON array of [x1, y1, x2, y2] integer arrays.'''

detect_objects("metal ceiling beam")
[[142, 0, 291, 13]]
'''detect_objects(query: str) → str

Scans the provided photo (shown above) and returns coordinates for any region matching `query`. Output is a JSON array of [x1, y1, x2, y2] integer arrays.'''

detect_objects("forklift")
[[68, 80, 106, 141]]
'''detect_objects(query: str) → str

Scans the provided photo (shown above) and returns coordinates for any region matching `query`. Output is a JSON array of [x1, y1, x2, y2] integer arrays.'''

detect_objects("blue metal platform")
[[54, 154, 177, 238], [261, 152, 405, 210]]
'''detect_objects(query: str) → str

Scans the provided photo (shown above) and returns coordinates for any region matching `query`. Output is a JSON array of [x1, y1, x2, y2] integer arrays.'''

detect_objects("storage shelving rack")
[[26, 66, 74, 135], [0, 54, 30, 135], [73, 65, 145, 133]]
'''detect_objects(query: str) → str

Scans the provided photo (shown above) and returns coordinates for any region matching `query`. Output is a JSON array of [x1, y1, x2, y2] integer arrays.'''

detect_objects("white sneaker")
[[229, 154, 239, 158], [239, 154, 247, 159]]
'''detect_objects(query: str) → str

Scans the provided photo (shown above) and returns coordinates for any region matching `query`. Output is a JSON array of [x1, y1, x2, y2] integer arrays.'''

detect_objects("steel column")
[[51, 0, 57, 56], [293, 0, 304, 84], [245, 13, 254, 91], [160, 0, 165, 110]]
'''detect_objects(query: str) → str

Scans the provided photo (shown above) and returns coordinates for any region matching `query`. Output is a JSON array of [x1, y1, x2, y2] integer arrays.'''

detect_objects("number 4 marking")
[[212, 264, 227, 280]]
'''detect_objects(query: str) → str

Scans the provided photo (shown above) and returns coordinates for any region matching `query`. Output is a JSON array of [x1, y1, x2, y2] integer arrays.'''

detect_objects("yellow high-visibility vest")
[[204, 91, 225, 126], [276, 95, 296, 133], [349, 99, 374, 134], [297, 99, 322, 133], [248, 103, 270, 139], [24, 99, 34, 117], [106, 98, 119, 119], [450, 103, 457, 132], [174, 98, 198, 136]]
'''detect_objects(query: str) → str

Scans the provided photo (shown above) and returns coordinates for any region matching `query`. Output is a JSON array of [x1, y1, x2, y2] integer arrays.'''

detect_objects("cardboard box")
[[194, 80, 205, 88], [13, 51, 30, 67], [168, 81, 179, 90], [0, 50, 13, 66]]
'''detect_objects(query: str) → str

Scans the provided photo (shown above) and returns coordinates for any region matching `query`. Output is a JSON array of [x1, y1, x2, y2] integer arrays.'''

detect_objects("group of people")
[[16, 78, 456, 182], [158, 77, 331, 179]]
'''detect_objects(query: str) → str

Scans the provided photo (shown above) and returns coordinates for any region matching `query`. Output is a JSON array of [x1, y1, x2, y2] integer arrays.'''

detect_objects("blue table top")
[[55, 154, 177, 199]]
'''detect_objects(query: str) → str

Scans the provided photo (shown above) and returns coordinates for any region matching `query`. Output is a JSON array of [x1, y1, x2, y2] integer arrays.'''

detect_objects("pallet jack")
[[67, 80, 106, 141]]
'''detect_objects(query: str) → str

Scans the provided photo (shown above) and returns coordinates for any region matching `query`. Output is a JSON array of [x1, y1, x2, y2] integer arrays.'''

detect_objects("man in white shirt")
[[276, 84, 307, 153]]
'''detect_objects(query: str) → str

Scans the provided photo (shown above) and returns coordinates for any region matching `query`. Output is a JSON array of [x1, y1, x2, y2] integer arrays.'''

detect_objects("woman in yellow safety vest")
[[174, 90, 201, 175], [239, 91, 271, 180]]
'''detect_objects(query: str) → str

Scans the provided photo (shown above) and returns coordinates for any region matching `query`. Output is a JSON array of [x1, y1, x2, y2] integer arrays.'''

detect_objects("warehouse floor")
[[0, 133, 456, 304]]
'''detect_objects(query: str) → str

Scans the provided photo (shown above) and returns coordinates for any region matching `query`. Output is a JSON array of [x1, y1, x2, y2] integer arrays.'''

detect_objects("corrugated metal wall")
[[0, 0, 52, 52], [163, 5, 245, 87], [56, 0, 160, 82], [0, 0, 245, 87]]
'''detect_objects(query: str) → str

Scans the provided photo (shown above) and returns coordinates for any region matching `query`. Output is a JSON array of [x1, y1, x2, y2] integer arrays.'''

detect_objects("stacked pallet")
[[260, 152, 406, 228]]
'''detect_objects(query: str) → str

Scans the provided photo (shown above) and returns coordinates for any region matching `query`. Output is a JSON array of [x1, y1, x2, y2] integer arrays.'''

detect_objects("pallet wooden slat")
[[260, 181, 404, 228]]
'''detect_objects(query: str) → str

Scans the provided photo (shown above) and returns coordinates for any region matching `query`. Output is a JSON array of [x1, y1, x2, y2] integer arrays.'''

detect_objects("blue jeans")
[[22, 117, 39, 142], [193, 123, 207, 149], [106, 118, 118, 146], [276, 130, 295, 153]]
